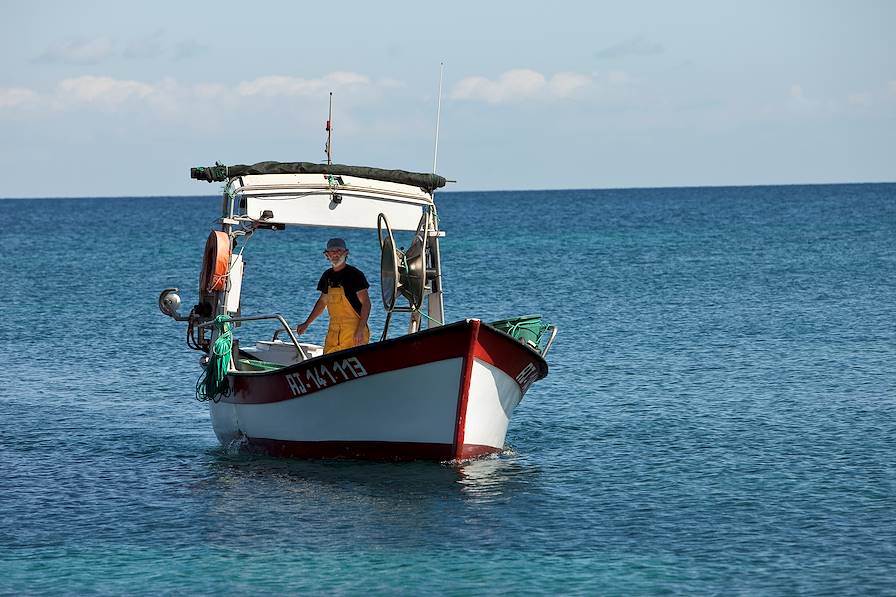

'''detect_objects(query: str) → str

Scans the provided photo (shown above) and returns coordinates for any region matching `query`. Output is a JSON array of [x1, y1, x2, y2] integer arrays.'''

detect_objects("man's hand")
[[296, 321, 310, 335], [353, 325, 367, 346]]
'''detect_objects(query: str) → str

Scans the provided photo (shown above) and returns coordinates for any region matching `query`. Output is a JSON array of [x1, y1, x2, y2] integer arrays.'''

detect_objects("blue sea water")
[[1, 183, 894, 595]]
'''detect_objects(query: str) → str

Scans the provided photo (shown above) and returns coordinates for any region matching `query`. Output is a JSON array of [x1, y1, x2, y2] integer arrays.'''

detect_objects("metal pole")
[[427, 64, 446, 328], [326, 92, 333, 165], [217, 186, 235, 320], [432, 63, 444, 174], [427, 215, 445, 328], [198, 314, 304, 357]]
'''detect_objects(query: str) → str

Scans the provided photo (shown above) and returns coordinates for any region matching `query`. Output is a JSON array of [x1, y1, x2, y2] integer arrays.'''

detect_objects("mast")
[[427, 63, 446, 329], [325, 92, 333, 165], [432, 63, 444, 174]]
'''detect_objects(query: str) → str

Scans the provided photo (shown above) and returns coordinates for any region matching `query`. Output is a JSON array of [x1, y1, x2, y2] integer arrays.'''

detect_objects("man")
[[295, 238, 371, 354]]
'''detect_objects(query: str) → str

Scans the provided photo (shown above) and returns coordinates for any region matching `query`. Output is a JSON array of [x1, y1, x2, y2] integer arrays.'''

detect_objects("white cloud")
[[192, 83, 228, 100], [548, 72, 592, 98], [237, 72, 373, 97], [776, 81, 896, 118], [451, 69, 596, 104], [3, 70, 625, 116], [1, 71, 403, 121], [451, 69, 544, 103], [0, 68, 636, 121], [58, 76, 155, 107], [0, 87, 39, 109], [449, 69, 641, 104], [0, 73, 422, 146]]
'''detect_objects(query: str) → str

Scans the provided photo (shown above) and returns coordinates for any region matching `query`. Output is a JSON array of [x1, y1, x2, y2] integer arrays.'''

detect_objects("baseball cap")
[[325, 238, 347, 251]]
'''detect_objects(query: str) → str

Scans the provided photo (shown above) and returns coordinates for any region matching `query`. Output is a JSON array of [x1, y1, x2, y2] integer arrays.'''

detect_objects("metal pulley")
[[377, 212, 429, 313]]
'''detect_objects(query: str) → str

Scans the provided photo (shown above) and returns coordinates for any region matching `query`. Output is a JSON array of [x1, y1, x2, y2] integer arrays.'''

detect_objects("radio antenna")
[[325, 92, 333, 165], [432, 63, 444, 174]]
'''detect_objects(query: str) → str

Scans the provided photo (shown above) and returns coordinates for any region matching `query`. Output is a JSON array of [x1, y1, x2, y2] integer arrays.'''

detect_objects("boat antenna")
[[432, 62, 444, 174], [325, 92, 333, 165]]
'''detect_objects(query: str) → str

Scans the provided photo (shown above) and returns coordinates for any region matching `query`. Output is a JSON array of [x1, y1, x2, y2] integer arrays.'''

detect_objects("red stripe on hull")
[[248, 437, 501, 462], [452, 320, 479, 460], [475, 324, 549, 388], [225, 320, 547, 406], [227, 321, 474, 404]]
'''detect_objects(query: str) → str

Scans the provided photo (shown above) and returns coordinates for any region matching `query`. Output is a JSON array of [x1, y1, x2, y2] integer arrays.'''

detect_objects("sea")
[[1, 183, 894, 595]]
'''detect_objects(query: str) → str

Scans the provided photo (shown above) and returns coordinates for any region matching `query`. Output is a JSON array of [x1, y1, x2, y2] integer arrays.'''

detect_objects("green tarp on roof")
[[191, 161, 447, 193]]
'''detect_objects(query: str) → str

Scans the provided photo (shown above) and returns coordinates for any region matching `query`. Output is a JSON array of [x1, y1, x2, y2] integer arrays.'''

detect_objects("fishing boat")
[[159, 160, 556, 461]]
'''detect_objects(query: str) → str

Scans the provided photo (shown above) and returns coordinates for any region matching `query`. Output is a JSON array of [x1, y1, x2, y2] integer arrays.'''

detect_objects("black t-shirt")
[[317, 264, 370, 315]]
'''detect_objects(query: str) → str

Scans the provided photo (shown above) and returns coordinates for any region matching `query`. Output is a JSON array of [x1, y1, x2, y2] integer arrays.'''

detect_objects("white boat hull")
[[210, 320, 545, 461]]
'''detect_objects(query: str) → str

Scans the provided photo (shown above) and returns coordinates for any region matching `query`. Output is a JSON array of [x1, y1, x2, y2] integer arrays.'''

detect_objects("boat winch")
[[377, 212, 434, 339]]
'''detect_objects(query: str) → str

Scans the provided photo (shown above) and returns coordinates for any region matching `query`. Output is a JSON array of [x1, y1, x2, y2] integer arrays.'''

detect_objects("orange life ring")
[[199, 230, 231, 293]]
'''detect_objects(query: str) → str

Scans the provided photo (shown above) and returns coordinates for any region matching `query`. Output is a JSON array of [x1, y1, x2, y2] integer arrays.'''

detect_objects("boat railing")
[[541, 325, 558, 357], [197, 313, 306, 359]]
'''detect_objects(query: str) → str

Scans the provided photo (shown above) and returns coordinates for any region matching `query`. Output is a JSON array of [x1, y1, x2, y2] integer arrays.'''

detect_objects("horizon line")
[[1, 179, 894, 201]]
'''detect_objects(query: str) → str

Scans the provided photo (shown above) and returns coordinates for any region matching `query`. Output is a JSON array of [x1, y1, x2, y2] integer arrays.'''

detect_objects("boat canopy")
[[192, 161, 447, 230], [228, 172, 435, 231], [192, 161, 447, 194]]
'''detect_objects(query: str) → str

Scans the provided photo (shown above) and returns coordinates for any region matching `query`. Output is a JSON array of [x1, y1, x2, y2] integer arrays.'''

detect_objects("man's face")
[[324, 249, 347, 266]]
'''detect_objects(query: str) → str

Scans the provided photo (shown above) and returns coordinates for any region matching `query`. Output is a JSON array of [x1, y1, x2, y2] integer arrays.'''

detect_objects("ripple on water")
[[1, 186, 895, 593]]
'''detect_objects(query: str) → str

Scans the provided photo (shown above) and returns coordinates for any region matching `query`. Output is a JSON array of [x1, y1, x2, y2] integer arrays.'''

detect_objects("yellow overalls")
[[324, 284, 370, 354]]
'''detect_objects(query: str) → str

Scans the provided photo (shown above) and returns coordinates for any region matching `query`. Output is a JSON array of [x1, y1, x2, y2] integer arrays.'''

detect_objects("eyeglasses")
[[323, 249, 345, 256]]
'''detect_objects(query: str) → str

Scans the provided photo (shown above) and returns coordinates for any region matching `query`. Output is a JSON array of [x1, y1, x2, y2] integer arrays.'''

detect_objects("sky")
[[1, 0, 894, 197]]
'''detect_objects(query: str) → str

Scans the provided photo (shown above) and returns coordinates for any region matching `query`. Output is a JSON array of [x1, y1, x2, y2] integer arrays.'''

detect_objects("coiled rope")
[[196, 315, 234, 402]]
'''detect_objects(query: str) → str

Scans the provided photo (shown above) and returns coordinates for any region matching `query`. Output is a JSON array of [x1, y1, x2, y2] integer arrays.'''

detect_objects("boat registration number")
[[515, 362, 539, 392], [285, 357, 368, 397]]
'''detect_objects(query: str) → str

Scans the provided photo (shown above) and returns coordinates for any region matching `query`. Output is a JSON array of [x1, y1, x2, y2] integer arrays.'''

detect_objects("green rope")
[[416, 309, 443, 326], [501, 319, 549, 346], [240, 359, 283, 371], [196, 315, 234, 402]]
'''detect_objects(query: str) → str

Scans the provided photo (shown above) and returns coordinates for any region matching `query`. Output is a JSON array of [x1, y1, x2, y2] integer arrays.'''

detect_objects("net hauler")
[[159, 160, 557, 461]]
